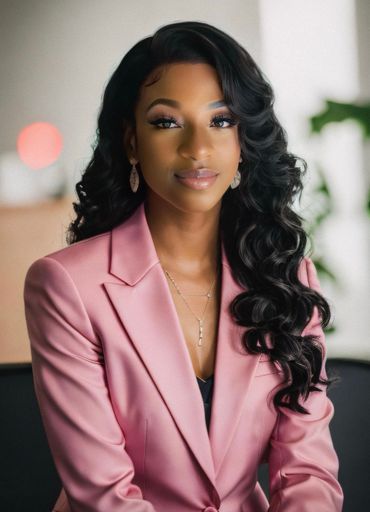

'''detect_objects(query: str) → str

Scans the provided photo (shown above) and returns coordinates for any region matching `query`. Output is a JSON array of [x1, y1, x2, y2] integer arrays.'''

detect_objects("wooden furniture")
[[0, 196, 75, 363]]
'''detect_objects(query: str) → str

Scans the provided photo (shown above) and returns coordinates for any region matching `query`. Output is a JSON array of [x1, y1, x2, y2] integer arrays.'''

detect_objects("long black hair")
[[66, 21, 334, 414]]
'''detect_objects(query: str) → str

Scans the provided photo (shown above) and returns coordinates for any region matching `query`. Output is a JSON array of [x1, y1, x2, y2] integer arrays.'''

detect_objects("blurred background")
[[0, 0, 369, 363]]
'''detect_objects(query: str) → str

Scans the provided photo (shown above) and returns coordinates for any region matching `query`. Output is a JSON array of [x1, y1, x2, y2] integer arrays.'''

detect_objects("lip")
[[175, 168, 219, 178], [175, 174, 219, 190]]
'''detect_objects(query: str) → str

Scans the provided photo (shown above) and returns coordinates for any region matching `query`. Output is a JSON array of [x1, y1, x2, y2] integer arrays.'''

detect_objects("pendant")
[[198, 319, 204, 347]]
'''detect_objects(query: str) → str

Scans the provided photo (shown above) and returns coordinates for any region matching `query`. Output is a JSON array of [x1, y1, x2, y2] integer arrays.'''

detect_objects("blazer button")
[[203, 507, 218, 512]]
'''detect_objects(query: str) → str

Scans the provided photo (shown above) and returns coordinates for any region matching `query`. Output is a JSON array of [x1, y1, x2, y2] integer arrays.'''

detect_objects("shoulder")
[[25, 230, 111, 285]]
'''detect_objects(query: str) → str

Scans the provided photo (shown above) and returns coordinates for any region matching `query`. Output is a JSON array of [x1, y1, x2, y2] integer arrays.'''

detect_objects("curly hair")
[[66, 20, 334, 414]]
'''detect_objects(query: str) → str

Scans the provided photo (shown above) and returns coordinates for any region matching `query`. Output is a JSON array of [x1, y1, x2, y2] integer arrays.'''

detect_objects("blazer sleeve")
[[23, 256, 156, 512], [267, 257, 344, 511]]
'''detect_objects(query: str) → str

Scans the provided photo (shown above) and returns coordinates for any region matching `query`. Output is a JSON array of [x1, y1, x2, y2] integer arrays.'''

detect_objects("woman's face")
[[124, 62, 241, 214]]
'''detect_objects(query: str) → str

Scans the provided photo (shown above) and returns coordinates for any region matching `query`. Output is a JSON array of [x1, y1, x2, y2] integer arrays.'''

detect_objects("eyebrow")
[[145, 98, 227, 113]]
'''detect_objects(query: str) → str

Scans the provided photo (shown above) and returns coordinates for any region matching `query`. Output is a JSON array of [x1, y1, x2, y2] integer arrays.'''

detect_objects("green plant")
[[309, 99, 370, 218], [303, 99, 370, 334], [310, 99, 370, 138]]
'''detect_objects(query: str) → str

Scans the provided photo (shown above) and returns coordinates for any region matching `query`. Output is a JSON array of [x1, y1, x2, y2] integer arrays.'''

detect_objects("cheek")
[[216, 147, 241, 175], [136, 130, 173, 165], [214, 130, 240, 158]]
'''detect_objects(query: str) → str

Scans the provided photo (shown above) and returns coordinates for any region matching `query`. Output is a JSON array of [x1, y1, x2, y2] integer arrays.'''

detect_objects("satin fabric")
[[24, 201, 343, 511]]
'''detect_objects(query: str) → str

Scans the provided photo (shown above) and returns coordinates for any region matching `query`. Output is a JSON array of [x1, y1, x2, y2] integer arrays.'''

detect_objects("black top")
[[196, 374, 214, 431]]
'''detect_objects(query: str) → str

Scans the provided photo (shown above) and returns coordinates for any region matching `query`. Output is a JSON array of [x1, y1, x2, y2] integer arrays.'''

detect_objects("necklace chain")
[[162, 264, 219, 348]]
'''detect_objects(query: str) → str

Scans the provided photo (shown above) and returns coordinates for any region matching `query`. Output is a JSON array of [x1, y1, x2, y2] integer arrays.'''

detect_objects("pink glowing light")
[[17, 122, 63, 169]]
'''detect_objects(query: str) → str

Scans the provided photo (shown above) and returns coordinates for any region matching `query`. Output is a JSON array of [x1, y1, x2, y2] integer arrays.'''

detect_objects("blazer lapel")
[[103, 202, 261, 487], [208, 262, 261, 477]]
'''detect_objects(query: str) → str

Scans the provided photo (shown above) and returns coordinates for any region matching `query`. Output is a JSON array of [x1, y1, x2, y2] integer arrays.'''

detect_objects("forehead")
[[136, 62, 224, 112]]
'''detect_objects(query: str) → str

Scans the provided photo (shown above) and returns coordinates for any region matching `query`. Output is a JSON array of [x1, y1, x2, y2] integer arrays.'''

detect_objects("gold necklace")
[[162, 265, 219, 347]]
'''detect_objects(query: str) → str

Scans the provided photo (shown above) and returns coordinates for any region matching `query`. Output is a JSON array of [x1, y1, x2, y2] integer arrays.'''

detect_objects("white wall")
[[258, 0, 369, 359]]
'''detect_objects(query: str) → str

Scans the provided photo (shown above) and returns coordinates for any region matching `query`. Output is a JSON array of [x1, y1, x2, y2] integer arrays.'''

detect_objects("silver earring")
[[129, 161, 139, 193], [230, 156, 243, 189], [230, 170, 241, 189]]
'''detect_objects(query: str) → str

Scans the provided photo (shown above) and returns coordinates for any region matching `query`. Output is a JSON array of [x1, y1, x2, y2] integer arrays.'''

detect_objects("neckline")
[[196, 374, 214, 383]]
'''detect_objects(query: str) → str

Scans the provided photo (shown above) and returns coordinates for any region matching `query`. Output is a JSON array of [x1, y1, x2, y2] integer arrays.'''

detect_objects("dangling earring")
[[230, 156, 243, 189], [129, 160, 139, 193]]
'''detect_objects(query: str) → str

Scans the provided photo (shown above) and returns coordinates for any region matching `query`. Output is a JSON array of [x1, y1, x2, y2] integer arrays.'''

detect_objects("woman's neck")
[[144, 198, 221, 278]]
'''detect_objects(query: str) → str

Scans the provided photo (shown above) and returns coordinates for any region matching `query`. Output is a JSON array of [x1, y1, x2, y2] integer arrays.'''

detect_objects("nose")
[[178, 125, 212, 161]]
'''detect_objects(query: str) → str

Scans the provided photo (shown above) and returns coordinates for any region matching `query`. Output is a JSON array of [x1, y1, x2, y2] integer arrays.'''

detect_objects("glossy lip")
[[175, 168, 219, 178], [175, 174, 219, 190]]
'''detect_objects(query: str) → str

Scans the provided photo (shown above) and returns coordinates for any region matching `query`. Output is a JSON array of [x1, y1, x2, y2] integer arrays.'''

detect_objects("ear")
[[122, 121, 138, 163]]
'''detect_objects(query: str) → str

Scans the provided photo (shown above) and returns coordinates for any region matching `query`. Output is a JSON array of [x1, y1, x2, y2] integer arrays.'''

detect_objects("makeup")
[[175, 168, 219, 190]]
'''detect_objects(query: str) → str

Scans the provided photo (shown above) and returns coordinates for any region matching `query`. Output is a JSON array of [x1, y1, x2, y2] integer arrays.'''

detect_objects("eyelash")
[[149, 114, 238, 129]]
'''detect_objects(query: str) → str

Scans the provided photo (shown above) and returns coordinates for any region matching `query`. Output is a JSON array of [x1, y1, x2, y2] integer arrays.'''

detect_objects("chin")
[[146, 187, 224, 214], [170, 195, 223, 215]]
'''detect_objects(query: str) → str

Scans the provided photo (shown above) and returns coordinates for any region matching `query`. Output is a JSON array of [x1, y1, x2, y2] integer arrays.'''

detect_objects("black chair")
[[0, 363, 61, 512], [258, 358, 370, 511], [1, 359, 369, 511]]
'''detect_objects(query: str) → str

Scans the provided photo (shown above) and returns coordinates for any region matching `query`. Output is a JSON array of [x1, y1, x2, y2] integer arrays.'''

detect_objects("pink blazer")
[[24, 201, 343, 511]]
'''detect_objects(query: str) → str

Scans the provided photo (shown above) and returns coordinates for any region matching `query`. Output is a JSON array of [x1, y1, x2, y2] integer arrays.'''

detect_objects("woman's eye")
[[211, 115, 238, 128], [149, 117, 178, 129], [148, 114, 238, 130]]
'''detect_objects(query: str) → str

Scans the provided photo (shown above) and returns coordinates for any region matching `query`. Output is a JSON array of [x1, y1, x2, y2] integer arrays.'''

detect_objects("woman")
[[24, 21, 343, 511]]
